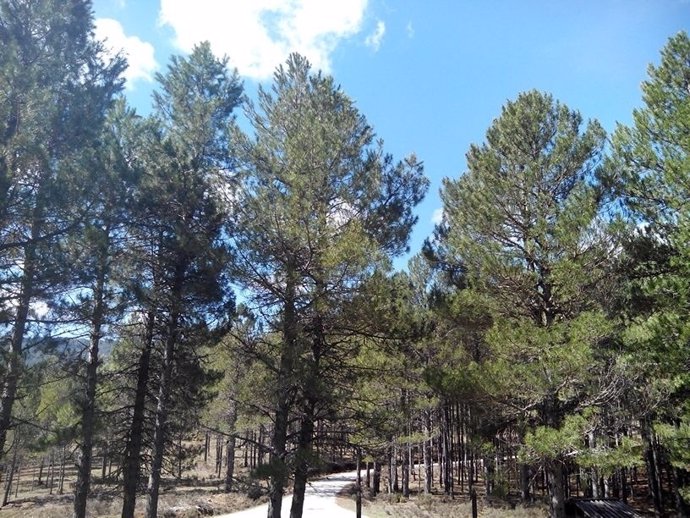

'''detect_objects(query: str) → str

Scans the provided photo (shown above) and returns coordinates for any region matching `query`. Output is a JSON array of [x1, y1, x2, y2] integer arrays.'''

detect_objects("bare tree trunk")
[[373, 461, 381, 496], [520, 463, 531, 502], [225, 434, 236, 492], [2, 435, 19, 506], [356, 450, 362, 518], [289, 403, 315, 518], [268, 266, 298, 518], [0, 222, 38, 459], [74, 245, 108, 518], [424, 411, 432, 494], [14, 461, 20, 498], [442, 404, 453, 496], [589, 430, 600, 499], [224, 374, 240, 492], [547, 461, 566, 518], [48, 451, 55, 495], [38, 457, 44, 486], [101, 443, 108, 481], [58, 445, 66, 495], [642, 419, 663, 517], [145, 306, 179, 518], [402, 440, 410, 497], [121, 311, 155, 518], [177, 434, 183, 479]]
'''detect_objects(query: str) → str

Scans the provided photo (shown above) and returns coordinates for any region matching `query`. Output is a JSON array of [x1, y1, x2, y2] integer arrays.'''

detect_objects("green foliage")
[[655, 418, 690, 471], [611, 34, 690, 500], [522, 414, 587, 463], [579, 436, 644, 476]]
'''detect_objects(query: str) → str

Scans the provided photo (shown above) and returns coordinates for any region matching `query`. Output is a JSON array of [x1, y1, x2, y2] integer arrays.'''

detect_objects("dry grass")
[[337, 490, 547, 518], [0, 486, 265, 518], [0, 443, 267, 518]]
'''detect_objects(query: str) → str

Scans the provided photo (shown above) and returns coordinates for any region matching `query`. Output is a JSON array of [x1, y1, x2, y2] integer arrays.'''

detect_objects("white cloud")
[[365, 20, 385, 52], [432, 208, 444, 224], [406, 21, 415, 39], [95, 18, 157, 88], [159, 0, 368, 81]]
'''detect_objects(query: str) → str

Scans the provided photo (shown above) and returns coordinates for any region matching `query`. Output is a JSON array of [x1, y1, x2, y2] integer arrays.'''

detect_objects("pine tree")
[[230, 53, 427, 518], [610, 31, 690, 515], [69, 99, 143, 518], [437, 90, 615, 518], [0, 0, 124, 464], [135, 43, 241, 518]]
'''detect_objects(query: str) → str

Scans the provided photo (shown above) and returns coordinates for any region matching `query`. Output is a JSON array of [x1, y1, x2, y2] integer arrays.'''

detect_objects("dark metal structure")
[[565, 499, 643, 518]]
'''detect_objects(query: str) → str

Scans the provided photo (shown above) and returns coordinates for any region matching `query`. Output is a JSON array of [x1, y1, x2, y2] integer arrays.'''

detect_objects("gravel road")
[[216, 471, 368, 518]]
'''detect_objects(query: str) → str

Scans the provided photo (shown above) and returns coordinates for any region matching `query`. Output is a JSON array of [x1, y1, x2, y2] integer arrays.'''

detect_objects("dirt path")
[[217, 471, 367, 518]]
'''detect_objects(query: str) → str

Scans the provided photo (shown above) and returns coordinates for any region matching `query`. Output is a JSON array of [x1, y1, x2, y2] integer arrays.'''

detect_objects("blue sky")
[[92, 0, 689, 268]]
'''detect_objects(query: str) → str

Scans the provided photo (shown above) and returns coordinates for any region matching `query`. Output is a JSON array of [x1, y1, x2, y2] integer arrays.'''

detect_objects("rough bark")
[[120, 312, 155, 518], [547, 461, 566, 518], [73, 244, 108, 518], [267, 265, 298, 518], [224, 433, 237, 492], [2, 434, 19, 506], [373, 461, 382, 495], [145, 302, 180, 518], [289, 405, 315, 518], [423, 411, 432, 494], [520, 463, 531, 502], [642, 419, 663, 517], [0, 218, 38, 459]]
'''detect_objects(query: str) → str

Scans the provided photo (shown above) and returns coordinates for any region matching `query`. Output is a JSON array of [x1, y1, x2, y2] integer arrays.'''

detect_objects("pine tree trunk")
[[177, 435, 183, 479], [520, 463, 531, 502], [121, 312, 155, 518], [225, 433, 236, 492], [642, 419, 663, 517], [48, 451, 55, 495], [14, 461, 20, 499], [373, 461, 381, 496], [443, 404, 453, 496], [289, 404, 315, 518], [58, 445, 66, 495], [73, 247, 108, 518], [402, 441, 410, 497], [424, 411, 432, 494], [390, 445, 397, 493], [589, 430, 600, 499], [356, 450, 362, 518], [101, 443, 108, 481], [38, 457, 44, 485], [145, 305, 179, 518], [0, 221, 38, 460], [2, 436, 18, 506], [547, 461, 566, 518], [224, 395, 239, 492], [268, 265, 298, 518]]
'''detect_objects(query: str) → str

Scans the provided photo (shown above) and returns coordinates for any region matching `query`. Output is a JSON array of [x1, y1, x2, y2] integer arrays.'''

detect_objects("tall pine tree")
[[230, 54, 427, 518], [437, 90, 615, 518], [0, 0, 124, 462]]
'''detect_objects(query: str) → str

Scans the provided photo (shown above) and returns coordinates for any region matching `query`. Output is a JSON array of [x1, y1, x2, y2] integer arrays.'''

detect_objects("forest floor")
[[335, 479, 549, 518], [0, 457, 267, 518], [0, 449, 662, 517]]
